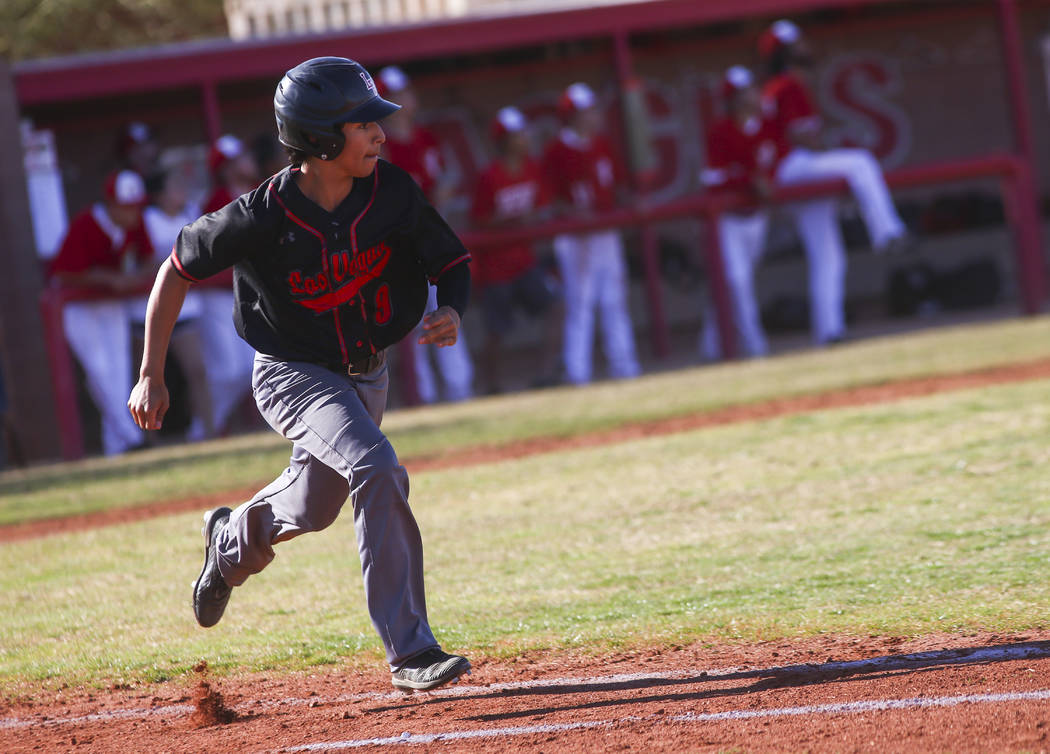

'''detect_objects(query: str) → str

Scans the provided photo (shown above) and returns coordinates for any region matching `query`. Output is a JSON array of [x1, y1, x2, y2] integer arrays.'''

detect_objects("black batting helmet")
[[274, 57, 401, 161]]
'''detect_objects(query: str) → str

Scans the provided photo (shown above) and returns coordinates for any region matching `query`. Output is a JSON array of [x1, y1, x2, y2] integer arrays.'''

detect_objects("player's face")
[[733, 86, 761, 118], [108, 202, 142, 230], [574, 106, 603, 137], [503, 130, 530, 160], [338, 121, 387, 177], [790, 38, 815, 67]]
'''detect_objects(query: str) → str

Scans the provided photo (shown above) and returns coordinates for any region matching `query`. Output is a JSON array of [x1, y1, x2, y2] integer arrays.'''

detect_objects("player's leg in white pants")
[[197, 289, 256, 431], [790, 197, 848, 343], [411, 286, 474, 404], [217, 355, 438, 668], [554, 234, 599, 384], [411, 333, 438, 405], [777, 147, 905, 250], [702, 211, 771, 359], [62, 300, 142, 455], [591, 230, 640, 379]]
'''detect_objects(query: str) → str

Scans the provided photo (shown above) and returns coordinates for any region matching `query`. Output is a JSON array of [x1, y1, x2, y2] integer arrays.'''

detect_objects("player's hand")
[[418, 306, 460, 347], [128, 375, 170, 431]]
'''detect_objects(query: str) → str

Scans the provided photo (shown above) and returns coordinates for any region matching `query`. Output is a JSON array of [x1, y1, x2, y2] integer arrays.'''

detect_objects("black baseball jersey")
[[171, 160, 470, 366]]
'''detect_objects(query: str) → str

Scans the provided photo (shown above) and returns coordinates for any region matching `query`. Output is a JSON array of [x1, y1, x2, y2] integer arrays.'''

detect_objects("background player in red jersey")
[[203, 134, 262, 215], [49, 170, 154, 455], [542, 82, 640, 385], [700, 66, 779, 360], [377, 65, 474, 403], [760, 18, 911, 344], [471, 106, 561, 393]]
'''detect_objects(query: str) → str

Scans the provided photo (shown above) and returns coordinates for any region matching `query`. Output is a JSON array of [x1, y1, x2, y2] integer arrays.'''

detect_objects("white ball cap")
[[216, 134, 243, 159], [106, 169, 147, 206], [377, 66, 410, 95], [496, 106, 526, 133], [725, 65, 753, 90], [771, 19, 800, 44], [564, 82, 597, 111]]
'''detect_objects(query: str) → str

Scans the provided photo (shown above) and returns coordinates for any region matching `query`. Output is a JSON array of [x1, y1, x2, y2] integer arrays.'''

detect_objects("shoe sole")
[[192, 506, 232, 626], [392, 661, 472, 692]]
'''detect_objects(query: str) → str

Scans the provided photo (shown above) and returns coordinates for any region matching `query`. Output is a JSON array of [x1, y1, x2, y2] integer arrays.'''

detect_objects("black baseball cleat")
[[192, 506, 233, 628], [391, 648, 472, 692]]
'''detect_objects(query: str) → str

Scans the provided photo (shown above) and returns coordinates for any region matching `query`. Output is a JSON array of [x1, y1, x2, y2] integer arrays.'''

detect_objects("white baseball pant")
[[776, 147, 906, 250], [776, 146, 905, 344], [554, 229, 641, 384], [197, 288, 257, 432], [702, 211, 771, 360], [63, 300, 143, 455]]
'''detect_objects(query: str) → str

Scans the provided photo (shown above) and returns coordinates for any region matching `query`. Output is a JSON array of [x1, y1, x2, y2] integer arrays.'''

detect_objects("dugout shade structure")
[[8, 0, 1050, 461]]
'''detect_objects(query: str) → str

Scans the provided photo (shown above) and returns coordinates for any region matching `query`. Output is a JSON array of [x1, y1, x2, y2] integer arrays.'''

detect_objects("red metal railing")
[[42, 151, 1043, 460]]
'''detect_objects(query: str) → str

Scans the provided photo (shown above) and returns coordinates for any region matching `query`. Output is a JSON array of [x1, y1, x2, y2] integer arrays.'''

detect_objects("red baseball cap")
[[758, 19, 801, 60], [103, 169, 147, 207]]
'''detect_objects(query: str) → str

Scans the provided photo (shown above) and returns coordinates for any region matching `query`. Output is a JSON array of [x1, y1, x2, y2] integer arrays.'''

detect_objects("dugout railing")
[[41, 151, 1043, 460]]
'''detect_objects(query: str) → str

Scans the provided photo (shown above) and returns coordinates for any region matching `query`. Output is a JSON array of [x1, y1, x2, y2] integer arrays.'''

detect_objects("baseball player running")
[[760, 19, 911, 344], [700, 66, 780, 360], [128, 57, 472, 691]]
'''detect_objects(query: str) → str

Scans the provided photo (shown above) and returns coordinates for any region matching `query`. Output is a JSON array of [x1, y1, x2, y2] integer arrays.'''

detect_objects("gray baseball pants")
[[214, 353, 438, 668]]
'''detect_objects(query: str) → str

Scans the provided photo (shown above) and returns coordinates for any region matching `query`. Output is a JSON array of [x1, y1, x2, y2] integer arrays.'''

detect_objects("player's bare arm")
[[128, 258, 191, 430]]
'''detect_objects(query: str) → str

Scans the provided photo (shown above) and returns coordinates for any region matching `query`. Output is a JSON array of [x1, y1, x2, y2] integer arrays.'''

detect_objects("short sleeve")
[[406, 180, 471, 282], [48, 213, 102, 277], [171, 193, 260, 283]]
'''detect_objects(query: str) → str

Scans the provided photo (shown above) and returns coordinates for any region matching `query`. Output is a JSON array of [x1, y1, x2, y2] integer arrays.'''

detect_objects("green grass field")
[[4, 316, 1050, 528], [2, 317, 1049, 692]]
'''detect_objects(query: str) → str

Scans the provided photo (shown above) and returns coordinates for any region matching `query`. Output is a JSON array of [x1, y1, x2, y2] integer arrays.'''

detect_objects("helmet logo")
[[360, 72, 378, 96]]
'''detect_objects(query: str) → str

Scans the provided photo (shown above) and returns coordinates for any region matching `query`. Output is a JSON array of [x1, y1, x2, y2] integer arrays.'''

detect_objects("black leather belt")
[[324, 350, 386, 376]]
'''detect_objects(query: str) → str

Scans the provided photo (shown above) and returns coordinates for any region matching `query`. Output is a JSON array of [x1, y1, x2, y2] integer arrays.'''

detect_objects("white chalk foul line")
[[285, 689, 1050, 751], [0, 704, 192, 730], [3, 642, 1048, 731], [673, 688, 1050, 722], [285, 720, 614, 751]]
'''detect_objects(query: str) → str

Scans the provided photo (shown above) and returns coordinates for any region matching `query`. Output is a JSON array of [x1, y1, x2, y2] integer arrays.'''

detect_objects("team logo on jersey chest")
[[287, 242, 392, 312]]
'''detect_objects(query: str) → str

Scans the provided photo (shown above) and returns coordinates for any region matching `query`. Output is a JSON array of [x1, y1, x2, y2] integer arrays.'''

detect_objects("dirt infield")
[[3, 631, 1049, 752], [5, 356, 1050, 544]]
